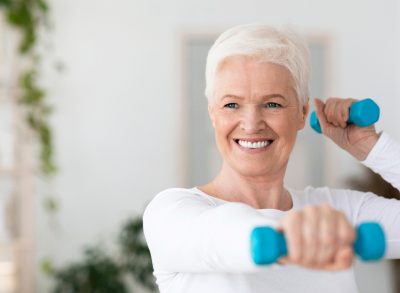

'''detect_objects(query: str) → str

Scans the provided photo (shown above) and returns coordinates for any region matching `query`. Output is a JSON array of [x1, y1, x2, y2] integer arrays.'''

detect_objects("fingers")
[[333, 246, 355, 270], [316, 204, 337, 266], [302, 206, 319, 266], [325, 98, 356, 127], [279, 204, 355, 271], [324, 246, 354, 271], [315, 97, 357, 131], [337, 212, 356, 246], [314, 98, 330, 134], [279, 211, 303, 263], [314, 97, 379, 160], [325, 214, 356, 271]]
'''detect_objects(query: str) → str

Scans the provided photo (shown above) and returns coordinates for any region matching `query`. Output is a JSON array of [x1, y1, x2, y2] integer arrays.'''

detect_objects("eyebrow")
[[221, 94, 287, 100]]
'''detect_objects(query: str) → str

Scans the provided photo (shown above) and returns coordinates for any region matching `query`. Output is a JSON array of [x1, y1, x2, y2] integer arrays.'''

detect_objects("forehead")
[[213, 56, 295, 99]]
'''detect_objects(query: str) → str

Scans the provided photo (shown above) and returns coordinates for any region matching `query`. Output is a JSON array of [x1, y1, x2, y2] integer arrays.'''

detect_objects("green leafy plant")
[[0, 0, 56, 175], [119, 217, 157, 291], [0, 0, 48, 53], [0, 4, 156, 292], [51, 248, 128, 293], [47, 216, 157, 292]]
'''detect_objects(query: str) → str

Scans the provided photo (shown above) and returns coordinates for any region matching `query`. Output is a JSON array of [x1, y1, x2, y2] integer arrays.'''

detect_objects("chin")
[[233, 162, 273, 177]]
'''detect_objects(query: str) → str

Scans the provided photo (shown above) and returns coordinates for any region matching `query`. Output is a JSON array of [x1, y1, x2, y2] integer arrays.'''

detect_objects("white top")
[[143, 132, 400, 293]]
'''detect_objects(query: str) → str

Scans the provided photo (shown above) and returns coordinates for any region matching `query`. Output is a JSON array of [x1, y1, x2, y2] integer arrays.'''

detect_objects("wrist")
[[350, 133, 380, 161]]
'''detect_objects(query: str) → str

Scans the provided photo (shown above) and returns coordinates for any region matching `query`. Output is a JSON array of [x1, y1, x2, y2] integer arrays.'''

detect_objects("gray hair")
[[205, 24, 310, 105]]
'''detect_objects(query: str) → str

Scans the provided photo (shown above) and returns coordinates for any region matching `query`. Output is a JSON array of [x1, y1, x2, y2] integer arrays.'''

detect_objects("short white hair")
[[205, 24, 310, 105]]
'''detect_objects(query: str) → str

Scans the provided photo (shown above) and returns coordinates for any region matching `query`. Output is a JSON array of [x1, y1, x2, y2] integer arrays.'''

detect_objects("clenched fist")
[[314, 97, 379, 161], [278, 203, 355, 271]]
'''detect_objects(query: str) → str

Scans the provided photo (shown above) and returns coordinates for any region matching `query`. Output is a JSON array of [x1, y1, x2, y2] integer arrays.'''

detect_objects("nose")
[[240, 106, 266, 133]]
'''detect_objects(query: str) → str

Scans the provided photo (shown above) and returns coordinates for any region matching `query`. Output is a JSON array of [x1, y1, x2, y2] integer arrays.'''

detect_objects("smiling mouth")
[[234, 139, 274, 149]]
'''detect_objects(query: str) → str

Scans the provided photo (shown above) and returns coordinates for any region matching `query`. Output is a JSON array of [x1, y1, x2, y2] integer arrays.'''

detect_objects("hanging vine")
[[0, 3, 157, 291], [0, 0, 56, 175]]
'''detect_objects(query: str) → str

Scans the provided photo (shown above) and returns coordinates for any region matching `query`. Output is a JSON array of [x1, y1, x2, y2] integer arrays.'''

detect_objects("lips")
[[234, 138, 274, 149]]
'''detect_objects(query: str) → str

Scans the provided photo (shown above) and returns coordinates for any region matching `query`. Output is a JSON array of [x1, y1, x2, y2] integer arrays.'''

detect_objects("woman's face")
[[208, 56, 309, 178]]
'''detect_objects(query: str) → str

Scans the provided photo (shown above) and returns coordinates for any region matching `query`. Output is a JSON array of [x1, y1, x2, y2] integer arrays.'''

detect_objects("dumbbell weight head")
[[309, 98, 380, 134], [251, 222, 386, 265]]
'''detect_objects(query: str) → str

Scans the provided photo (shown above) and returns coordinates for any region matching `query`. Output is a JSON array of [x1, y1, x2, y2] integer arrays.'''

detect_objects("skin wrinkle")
[[200, 56, 308, 210], [199, 55, 359, 270]]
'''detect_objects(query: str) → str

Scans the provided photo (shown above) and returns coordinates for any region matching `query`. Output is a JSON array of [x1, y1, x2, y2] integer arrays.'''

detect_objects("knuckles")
[[281, 203, 355, 270], [323, 97, 357, 127]]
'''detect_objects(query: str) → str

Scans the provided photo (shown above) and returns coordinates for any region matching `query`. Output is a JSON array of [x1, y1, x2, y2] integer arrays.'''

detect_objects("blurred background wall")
[[26, 0, 400, 291]]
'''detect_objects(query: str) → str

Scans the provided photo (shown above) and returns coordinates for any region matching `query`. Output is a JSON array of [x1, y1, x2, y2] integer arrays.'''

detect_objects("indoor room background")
[[0, 0, 400, 292]]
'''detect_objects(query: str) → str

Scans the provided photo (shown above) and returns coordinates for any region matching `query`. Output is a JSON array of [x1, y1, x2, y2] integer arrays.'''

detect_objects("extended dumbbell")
[[251, 222, 386, 265], [310, 98, 380, 133]]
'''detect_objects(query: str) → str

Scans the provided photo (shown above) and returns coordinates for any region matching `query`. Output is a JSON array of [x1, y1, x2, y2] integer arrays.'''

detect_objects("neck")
[[200, 162, 292, 210]]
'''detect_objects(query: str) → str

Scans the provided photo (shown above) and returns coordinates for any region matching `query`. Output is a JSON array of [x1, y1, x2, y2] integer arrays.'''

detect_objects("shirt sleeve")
[[357, 132, 400, 258], [362, 131, 400, 190], [143, 188, 278, 273], [355, 192, 400, 259]]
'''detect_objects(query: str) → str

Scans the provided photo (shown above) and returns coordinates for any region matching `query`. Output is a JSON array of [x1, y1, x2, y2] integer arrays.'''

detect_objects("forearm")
[[348, 132, 379, 161], [361, 132, 400, 190]]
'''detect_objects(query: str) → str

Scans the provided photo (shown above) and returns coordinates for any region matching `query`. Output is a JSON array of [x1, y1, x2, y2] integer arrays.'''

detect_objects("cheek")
[[269, 117, 300, 140], [213, 117, 237, 152], [214, 116, 235, 136]]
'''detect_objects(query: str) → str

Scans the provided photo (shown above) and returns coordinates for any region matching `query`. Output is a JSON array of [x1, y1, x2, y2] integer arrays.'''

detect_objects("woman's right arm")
[[144, 188, 356, 273], [143, 188, 277, 273]]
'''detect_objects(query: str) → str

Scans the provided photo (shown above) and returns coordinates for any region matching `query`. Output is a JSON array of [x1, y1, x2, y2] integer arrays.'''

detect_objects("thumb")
[[326, 246, 354, 271], [314, 98, 329, 135]]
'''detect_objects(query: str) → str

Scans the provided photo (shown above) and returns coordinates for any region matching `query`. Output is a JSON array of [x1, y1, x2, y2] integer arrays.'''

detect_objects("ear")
[[297, 100, 310, 130], [208, 104, 216, 128]]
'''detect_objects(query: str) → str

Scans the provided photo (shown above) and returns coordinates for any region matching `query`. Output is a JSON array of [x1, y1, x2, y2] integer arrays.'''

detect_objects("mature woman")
[[143, 24, 400, 293]]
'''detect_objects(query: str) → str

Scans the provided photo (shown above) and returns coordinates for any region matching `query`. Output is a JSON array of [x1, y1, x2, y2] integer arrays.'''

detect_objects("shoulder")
[[148, 187, 215, 206], [152, 187, 198, 201], [143, 188, 214, 218], [291, 185, 369, 206], [142, 187, 219, 238], [291, 186, 374, 222], [289, 186, 331, 204], [303, 185, 367, 197]]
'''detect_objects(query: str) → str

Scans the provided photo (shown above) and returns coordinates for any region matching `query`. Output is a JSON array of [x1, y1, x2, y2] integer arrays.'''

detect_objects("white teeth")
[[238, 140, 271, 149]]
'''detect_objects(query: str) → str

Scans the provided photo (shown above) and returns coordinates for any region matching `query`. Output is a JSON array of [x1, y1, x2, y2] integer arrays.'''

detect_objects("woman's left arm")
[[314, 97, 400, 189], [357, 132, 400, 258], [361, 132, 400, 190], [315, 97, 400, 257]]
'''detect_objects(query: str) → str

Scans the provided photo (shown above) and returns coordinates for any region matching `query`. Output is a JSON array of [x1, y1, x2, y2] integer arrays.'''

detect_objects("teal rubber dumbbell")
[[251, 222, 386, 265], [310, 98, 380, 133]]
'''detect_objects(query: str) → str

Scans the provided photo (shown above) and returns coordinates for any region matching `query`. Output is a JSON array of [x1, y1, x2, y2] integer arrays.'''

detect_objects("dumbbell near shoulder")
[[310, 98, 380, 133]]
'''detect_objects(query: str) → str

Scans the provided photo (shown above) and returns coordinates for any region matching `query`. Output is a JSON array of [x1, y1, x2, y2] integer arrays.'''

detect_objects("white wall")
[[36, 0, 400, 292]]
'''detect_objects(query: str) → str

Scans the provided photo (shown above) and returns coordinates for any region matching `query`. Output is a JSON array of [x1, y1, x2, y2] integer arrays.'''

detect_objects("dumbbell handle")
[[251, 222, 386, 265], [310, 98, 380, 133]]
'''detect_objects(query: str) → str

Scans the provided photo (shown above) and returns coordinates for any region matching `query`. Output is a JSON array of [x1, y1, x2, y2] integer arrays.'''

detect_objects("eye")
[[265, 102, 282, 108], [224, 103, 239, 109]]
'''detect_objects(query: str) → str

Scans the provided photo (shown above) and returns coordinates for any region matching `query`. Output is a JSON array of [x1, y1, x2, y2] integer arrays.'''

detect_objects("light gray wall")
[[186, 39, 326, 189], [36, 0, 399, 292]]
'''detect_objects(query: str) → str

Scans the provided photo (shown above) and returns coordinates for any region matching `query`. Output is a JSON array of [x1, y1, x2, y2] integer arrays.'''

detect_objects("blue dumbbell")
[[310, 98, 380, 133], [251, 222, 386, 265]]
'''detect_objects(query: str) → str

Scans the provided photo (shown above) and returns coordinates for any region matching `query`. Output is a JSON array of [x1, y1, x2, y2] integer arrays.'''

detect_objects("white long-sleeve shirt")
[[143, 132, 400, 293]]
